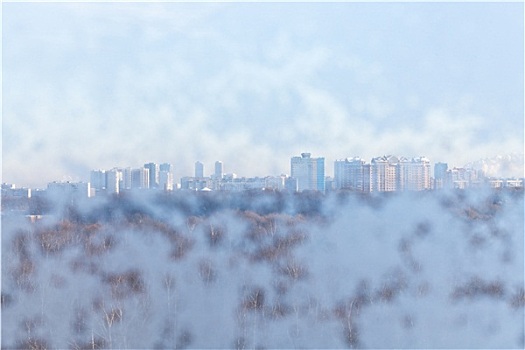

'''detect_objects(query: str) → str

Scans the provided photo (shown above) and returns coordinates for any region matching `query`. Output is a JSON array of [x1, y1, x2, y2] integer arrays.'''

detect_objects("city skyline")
[[3, 2, 523, 188], [4, 151, 524, 192]]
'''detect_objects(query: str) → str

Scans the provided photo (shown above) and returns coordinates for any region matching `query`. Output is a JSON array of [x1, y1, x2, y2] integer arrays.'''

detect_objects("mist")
[[3, 3, 524, 188], [2, 188, 523, 348]]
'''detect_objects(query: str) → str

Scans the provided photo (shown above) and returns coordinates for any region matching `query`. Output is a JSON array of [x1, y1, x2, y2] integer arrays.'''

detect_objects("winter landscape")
[[2, 188, 524, 348], [3, 2, 524, 349]]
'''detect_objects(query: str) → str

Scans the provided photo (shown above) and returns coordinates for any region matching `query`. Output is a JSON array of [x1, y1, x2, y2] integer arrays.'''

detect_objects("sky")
[[2, 2, 524, 188]]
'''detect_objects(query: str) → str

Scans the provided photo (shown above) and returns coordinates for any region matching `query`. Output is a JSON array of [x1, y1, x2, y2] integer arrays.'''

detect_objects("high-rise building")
[[159, 163, 171, 172], [214, 161, 223, 180], [370, 155, 431, 192], [121, 167, 133, 190], [90, 170, 106, 191], [334, 157, 371, 192], [144, 162, 159, 189], [434, 162, 448, 189], [195, 161, 204, 178], [290, 153, 325, 192], [159, 163, 174, 191], [131, 168, 150, 189], [397, 157, 431, 191], [371, 155, 398, 192], [105, 169, 121, 194]]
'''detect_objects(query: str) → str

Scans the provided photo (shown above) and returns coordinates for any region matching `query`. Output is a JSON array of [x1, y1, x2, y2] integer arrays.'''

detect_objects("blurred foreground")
[[2, 189, 524, 348]]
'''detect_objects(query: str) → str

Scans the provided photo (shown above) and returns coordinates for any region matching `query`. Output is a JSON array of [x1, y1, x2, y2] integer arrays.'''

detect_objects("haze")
[[2, 2, 524, 188]]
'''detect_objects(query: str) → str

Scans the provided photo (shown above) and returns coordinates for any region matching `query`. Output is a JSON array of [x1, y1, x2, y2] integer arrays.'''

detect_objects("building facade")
[[214, 161, 223, 180], [159, 163, 174, 191], [334, 157, 371, 192], [195, 161, 204, 178], [397, 157, 431, 191], [290, 153, 325, 192], [105, 169, 121, 194], [131, 168, 150, 189], [121, 167, 133, 191], [90, 170, 106, 191], [434, 162, 448, 189], [449, 167, 480, 189], [371, 155, 398, 192], [1, 184, 31, 199], [144, 163, 160, 189]]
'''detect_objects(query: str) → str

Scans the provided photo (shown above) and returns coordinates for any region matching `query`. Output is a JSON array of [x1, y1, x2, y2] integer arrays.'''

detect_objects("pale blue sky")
[[3, 2, 524, 187]]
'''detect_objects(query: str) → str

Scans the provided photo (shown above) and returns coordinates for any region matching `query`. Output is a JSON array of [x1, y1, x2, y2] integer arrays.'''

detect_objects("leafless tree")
[[198, 259, 217, 285], [241, 286, 266, 312], [509, 287, 525, 309], [103, 269, 145, 299], [451, 276, 506, 301]]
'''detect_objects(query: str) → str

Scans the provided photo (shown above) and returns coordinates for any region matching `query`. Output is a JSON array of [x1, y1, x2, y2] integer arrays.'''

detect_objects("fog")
[[4, 3, 524, 188], [2, 189, 523, 348]]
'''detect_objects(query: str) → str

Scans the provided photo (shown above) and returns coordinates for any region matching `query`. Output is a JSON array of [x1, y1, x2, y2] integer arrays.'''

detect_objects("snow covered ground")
[[2, 189, 523, 349]]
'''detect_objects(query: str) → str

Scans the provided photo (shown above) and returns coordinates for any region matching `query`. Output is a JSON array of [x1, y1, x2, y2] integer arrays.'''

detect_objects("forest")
[[2, 188, 524, 349]]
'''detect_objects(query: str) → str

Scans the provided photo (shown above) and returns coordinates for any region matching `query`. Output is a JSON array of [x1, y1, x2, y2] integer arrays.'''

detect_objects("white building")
[[144, 162, 160, 189], [121, 167, 133, 190], [334, 157, 371, 192], [504, 178, 523, 188], [264, 175, 287, 191], [214, 161, 224, 180], [371, 155, 398, 192], [158, 163, 174, 191], [105, 169, 121, 194], [397, 157, 431, 191], [180, 176, 212, 191], [449, 167, 479, 189], [291, 153, 325, 192], [195, 161, 204, 178], [220, 177, 266, 192]]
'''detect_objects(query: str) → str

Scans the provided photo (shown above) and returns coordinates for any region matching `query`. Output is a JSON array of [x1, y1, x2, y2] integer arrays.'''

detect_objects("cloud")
[[3, 3, 523, 187]]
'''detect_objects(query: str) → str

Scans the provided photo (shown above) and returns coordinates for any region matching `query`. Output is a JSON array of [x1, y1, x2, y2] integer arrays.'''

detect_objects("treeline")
[[3, 187, 522, 224]]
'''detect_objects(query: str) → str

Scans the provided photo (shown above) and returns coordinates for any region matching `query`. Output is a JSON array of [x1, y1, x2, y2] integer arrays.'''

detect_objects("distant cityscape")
[[2, 153, 524, 201]]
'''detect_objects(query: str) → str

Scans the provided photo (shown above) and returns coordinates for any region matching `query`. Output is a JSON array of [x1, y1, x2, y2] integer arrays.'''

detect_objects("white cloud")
[[3, 3, 523, 187]]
